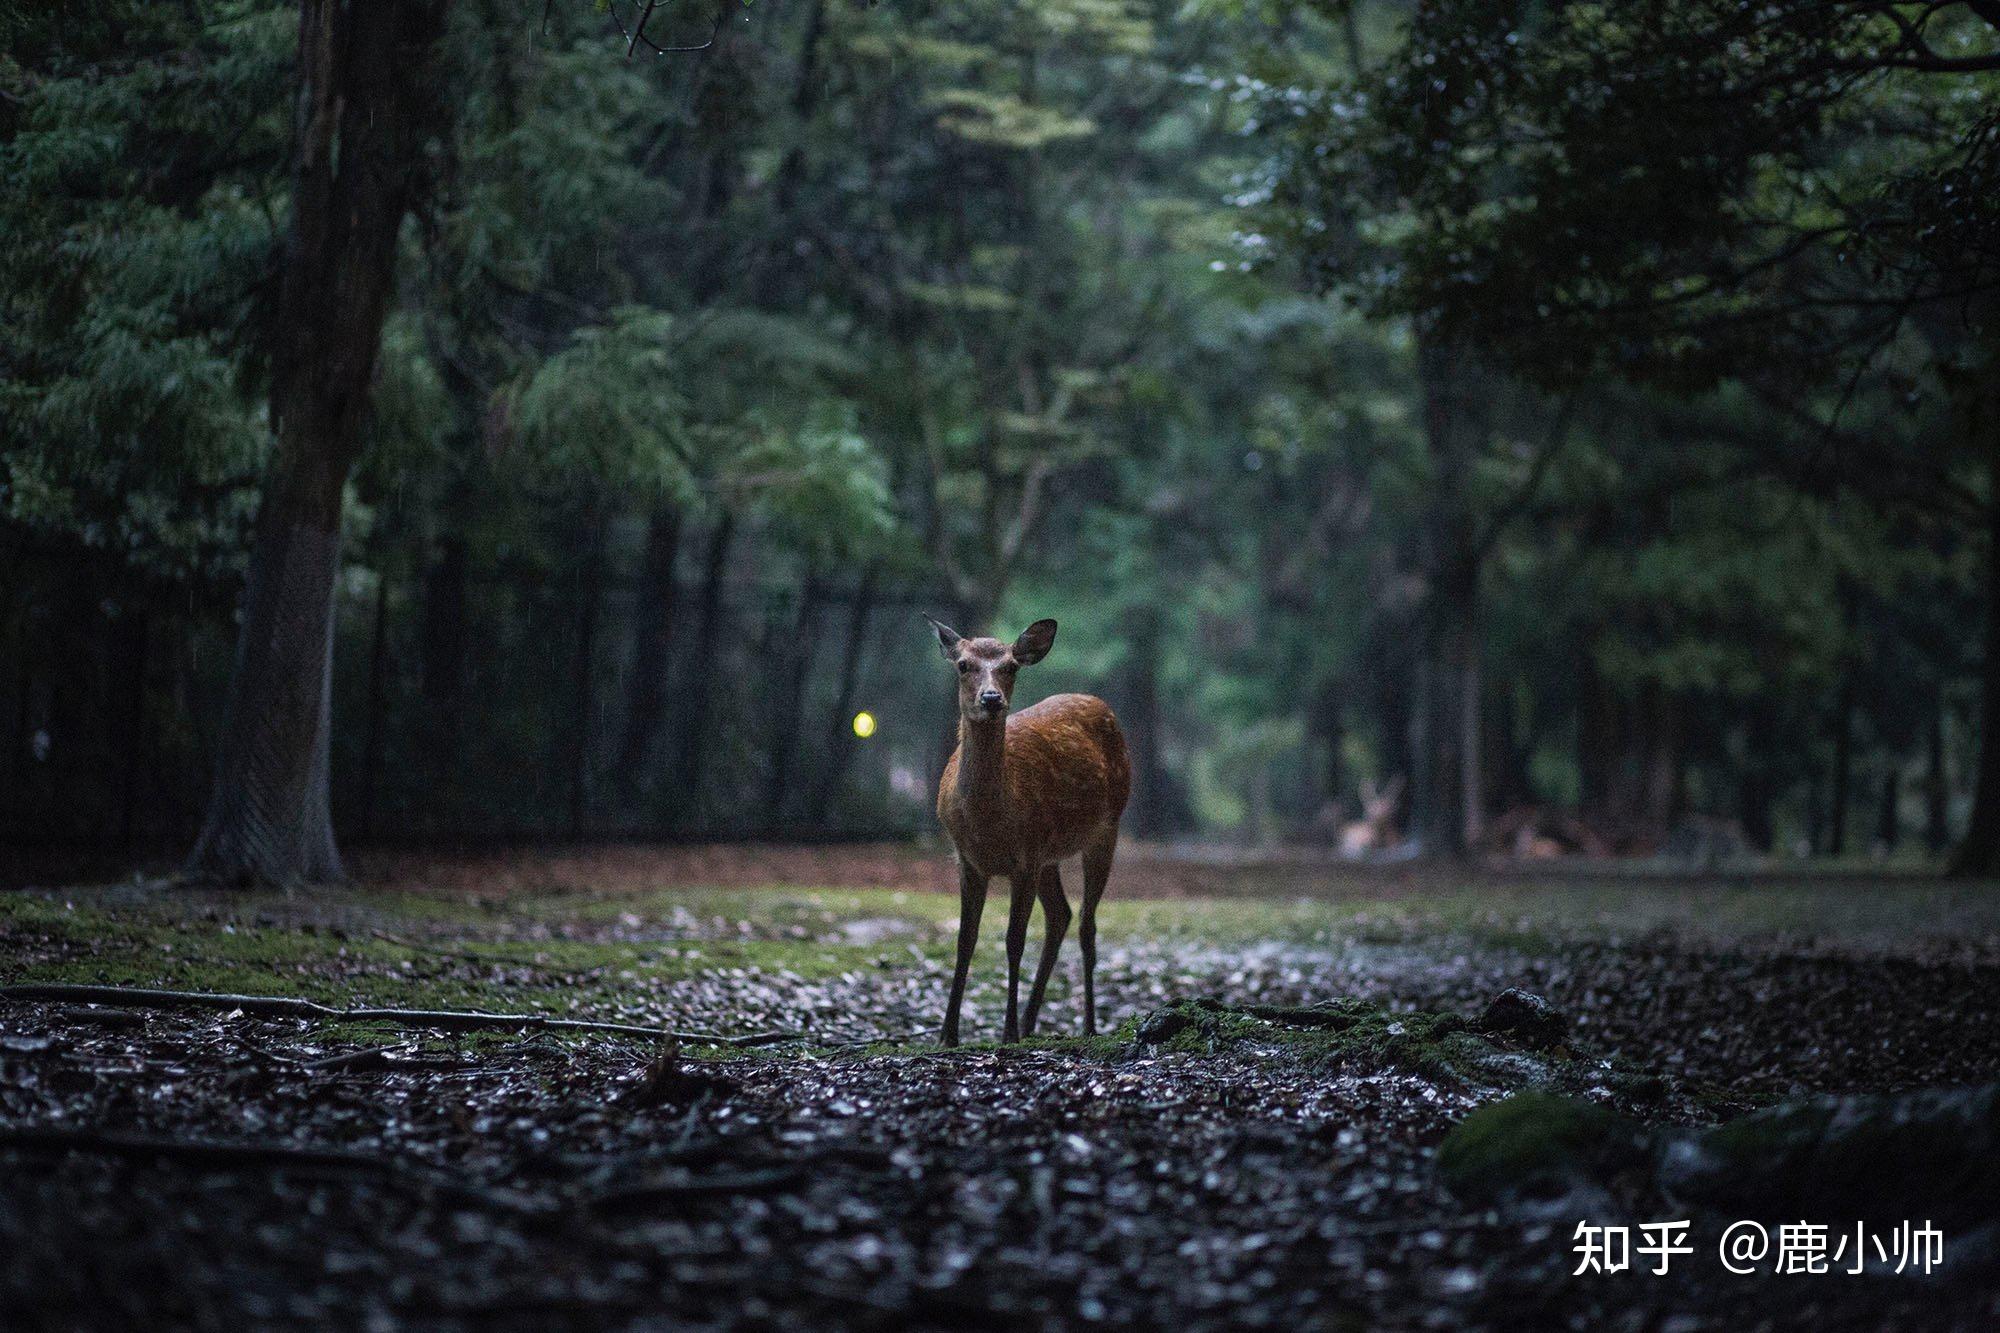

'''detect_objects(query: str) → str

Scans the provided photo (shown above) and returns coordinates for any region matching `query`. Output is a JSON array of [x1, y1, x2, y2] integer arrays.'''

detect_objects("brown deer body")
[[1339, 775, 1404, 860], [926, 616, 1131, 1046]]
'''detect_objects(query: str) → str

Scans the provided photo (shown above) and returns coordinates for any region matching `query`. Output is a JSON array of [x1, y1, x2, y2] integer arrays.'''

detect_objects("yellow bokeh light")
[[851, 711, 877, 739]]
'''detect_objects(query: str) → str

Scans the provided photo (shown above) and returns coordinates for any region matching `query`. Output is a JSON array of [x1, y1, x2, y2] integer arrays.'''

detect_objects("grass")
[[5, 867, 1997, 1043], [0, 890, 925, 1017]]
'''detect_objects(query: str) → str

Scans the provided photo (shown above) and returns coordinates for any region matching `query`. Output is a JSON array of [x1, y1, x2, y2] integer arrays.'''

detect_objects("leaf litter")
[[3, 863, 1998, 1330]]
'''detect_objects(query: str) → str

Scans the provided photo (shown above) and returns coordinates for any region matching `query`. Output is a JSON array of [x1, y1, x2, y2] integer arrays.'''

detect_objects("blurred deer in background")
[[925, 615, 1131, 1046], [1340, 775, 1405, 859]]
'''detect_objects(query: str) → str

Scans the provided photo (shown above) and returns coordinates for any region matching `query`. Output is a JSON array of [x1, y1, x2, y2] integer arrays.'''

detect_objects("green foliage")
[[1435, 1092, 1651, 1204], [3, 0, 1988, 853], [511, 308, 696, 498], [0, 2, 293, 578]]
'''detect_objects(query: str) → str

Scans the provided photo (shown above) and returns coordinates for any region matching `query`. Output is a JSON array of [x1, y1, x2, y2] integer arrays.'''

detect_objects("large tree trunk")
[[804, 571, 878, 825], [762, 573, 825, 826], [1926, 705, 1951, 853], [1827, 670, 1856, 856], [1951, 438, 2000, 876], [1641, 686, 1682, 827], [1124, 603, 1178, 838], [1484, 681, 1521, 814], [667, 514, 737, 815], [1309, 675, 1346, 820], [1576, 644, 1614, 821], [1372, 624, 1415, 806], [1412, 565, 1479, 857], [186, 0, 450, 886], [1877, 766, 1900, 853], [1737, 708, 1777, 854], [359, 559, 392, 841], [1412, 338, 1486, 859], [614, 503, 683, 792], [419, 536, 468, 713], [114, 600, 149, 849], [567, 511, 606, 841], [1459, 610, 1483, 851]]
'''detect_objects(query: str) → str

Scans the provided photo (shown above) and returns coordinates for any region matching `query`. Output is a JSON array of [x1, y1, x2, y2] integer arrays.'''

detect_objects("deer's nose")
[[979, 689, 1005, 709]]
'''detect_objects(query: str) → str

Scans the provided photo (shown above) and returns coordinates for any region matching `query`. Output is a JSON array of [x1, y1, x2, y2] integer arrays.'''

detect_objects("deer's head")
[[1359, 775, 1405, 827], [925, 615, 1057, 723]]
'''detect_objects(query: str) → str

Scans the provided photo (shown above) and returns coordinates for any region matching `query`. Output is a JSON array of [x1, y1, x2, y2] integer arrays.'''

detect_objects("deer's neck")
[[954, 715, 1009, 820]]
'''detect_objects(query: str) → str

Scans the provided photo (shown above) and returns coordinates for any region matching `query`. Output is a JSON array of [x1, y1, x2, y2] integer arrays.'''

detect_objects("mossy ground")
[[0, 887, 946, 1016], [6, 854, 1999, 1332], [5, 861, 1999, 1087]]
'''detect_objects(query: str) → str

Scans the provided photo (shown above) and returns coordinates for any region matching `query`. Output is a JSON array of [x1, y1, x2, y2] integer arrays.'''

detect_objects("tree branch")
[[1471, 391, 1580, 561], [0, 1123, 554, 1214], [0, 984, 799, 1047]]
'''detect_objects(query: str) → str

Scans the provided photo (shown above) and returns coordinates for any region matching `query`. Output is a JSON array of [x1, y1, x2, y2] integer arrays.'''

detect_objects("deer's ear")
[[923, 613, 962, 660], [1012, 618, 1057, 666]]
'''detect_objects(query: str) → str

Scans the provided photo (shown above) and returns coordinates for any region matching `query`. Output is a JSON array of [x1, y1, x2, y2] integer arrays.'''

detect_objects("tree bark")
[[667, 514, 737, 812], [186, 0, 450, 886], [1372, 625, 1415, 807], [1411, 555, 1480, 857], [1484, 680, 1528, 815], [419, 536, 468, 714], [359, 561, 391, 841], [805, 571, 878, 825], [1641, 687, 1681, 828], [1877, 766, 1900, 852], [567, 511, 606, 841], [1827, 670, 1856, 856], [1951, 436, 2000, 876], [1459, 613, 1483, 851], [1576, 644, 1614, 821], [1412, 337, 1485, 859], [614, 502, 683, 792], [1737, 708, 1777, 854], [1309, 675, 1346, 820], [1124, 603, 1178, 838], [761, 573, 824, 826], [114, 601, 149, 849], [1926, 705, 1951, 853]]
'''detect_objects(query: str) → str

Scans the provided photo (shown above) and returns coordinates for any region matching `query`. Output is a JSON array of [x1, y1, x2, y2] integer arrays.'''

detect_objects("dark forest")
[[3, 2, 1999, 1328]]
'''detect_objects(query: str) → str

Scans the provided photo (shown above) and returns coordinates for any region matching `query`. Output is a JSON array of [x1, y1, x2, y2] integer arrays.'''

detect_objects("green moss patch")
[[1435, 1093, 1652, 1203], [0, 888, 926, 1021], [1124, 996, 1544, 1087]]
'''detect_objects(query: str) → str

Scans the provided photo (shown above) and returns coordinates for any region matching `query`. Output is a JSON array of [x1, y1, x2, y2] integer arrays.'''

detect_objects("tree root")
[[0, 983, 800, 1047], [1, 1123, 839, 1215], [0, 1123, 554, 1214]]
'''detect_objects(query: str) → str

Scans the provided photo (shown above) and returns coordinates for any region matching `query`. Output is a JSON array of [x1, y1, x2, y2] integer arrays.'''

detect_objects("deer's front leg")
[[942, 858, 987, 1047], [1002, 870, 1036, 1042]]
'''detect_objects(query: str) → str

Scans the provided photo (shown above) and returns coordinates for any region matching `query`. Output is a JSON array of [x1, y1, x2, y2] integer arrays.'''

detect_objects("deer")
[[1339, 775, 1404, 859], [924, 614, 1131, 1047]]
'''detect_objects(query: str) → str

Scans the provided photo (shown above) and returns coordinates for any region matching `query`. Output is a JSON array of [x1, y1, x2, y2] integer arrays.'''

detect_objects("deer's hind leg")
[[1079, 830, 1117, 1036], [1021, 864, 1072, 1037]]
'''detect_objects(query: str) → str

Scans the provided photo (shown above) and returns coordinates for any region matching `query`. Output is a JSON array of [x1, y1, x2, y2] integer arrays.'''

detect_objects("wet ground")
[[3, 846, 1999, 1329]]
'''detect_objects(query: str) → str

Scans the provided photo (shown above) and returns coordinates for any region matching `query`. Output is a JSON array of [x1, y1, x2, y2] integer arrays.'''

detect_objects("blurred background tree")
[[1, 0, 1993, 877]]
